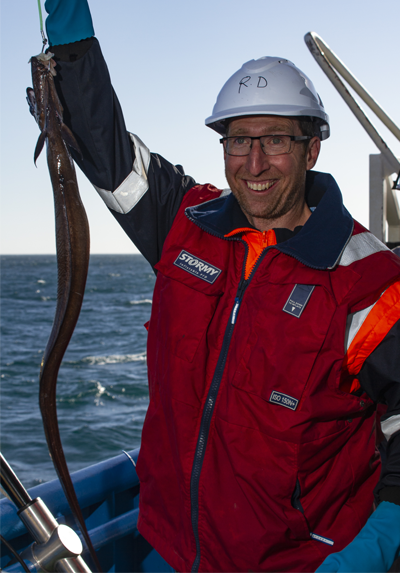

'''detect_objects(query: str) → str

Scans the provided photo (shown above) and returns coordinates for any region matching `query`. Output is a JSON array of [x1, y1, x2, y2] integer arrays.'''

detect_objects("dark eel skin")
[[27, 52, 101, 572]]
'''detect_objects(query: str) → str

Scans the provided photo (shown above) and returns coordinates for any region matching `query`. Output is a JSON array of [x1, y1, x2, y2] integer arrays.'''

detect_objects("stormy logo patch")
[[174, 251, 222, 284]]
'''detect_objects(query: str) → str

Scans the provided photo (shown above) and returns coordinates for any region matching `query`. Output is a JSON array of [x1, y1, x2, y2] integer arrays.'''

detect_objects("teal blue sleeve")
[[316, 502, 400, 572], [45, 0, 94, 46]]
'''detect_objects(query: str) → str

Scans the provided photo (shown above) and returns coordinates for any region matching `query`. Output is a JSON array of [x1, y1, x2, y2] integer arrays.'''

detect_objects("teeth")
[[247, 181, 276, 191]]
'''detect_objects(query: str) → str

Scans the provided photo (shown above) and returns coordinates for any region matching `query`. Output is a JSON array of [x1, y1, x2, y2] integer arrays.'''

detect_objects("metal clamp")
[[1, 454, 92, 573], [18, 499, 91, 573]]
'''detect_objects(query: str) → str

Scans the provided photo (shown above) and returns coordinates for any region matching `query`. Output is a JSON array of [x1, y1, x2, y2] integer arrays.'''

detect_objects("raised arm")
[[45, 0, 196, 268]]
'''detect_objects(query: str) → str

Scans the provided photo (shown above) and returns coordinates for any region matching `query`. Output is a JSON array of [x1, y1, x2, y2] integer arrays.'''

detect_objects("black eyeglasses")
[[220, 134, 312, 156]]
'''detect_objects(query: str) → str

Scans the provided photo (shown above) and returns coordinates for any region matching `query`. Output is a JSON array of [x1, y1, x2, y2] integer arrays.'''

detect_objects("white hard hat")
[[205, 57, 330, 140]]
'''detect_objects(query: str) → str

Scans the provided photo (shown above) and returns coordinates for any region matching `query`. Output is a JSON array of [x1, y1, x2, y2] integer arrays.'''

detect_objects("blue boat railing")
[[0, 448, 174, 573]]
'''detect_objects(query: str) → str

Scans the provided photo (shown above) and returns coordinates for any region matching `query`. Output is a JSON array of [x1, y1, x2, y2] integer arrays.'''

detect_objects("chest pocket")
[[154, 252, 225, 363], [230, 279, 337, 413]]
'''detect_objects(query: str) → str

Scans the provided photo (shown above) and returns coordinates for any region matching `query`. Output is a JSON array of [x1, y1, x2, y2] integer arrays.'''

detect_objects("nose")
[[245, 139, 271, 175]]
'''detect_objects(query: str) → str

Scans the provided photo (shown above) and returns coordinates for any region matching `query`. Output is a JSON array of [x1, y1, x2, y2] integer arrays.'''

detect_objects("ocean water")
[[0, 254, 155, 490]]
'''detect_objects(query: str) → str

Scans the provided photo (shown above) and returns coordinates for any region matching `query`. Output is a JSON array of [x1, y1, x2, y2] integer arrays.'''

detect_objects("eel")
[[27, 52, 101, 572]]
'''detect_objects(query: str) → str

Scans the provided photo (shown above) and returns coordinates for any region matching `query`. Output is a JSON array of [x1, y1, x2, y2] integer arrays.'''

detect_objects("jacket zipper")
[[190, 240, 268, 572], [184, 202, 351, 567]]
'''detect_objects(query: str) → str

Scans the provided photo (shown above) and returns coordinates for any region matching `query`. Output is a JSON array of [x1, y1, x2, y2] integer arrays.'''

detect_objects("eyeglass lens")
[[225, 135, 293, 156]]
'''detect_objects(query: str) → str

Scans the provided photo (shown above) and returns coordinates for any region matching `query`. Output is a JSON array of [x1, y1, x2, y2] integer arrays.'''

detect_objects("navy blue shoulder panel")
[[278, 172, 354, 270]]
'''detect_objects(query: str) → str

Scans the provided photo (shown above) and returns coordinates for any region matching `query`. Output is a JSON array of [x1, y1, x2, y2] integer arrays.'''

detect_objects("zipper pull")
[[231, 297, 241, 324], [263, 231, 267, 247]]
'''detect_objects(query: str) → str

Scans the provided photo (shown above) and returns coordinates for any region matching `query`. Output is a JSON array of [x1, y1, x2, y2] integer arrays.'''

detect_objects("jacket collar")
[[185, 171, 354, 270]]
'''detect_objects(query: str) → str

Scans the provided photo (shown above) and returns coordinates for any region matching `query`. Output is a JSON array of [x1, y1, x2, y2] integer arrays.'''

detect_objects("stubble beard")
[[225, 161, 308, 227]]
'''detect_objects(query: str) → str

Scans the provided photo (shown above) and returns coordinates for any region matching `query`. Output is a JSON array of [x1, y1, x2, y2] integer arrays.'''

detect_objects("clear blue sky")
[[1, 0, 399, 254]]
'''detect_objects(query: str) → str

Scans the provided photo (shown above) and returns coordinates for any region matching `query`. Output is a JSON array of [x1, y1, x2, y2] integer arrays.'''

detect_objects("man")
[[43, 1, 400, 571]]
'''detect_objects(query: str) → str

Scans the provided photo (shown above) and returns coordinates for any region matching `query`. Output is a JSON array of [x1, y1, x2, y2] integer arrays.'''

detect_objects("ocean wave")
[[57, 379, 116, 405], [1, 254, 155, 487], [83, 352, 147, 365], [94, 380, 112, 405], [96, 380, 106, 394]]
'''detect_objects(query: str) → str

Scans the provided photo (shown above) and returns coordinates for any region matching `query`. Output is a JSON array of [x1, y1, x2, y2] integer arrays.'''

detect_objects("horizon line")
[[0, 252, 144, 256]]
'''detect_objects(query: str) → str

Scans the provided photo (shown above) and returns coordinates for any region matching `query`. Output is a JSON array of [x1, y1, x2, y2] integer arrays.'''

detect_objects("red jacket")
[[136, 175, 400, 572]]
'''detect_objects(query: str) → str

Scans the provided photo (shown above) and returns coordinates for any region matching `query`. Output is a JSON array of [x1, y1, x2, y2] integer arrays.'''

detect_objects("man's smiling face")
[[224, 115, 320, 232]]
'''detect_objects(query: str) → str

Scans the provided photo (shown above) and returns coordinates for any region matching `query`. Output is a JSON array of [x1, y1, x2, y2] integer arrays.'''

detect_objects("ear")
[[306, 136, 321, 170]]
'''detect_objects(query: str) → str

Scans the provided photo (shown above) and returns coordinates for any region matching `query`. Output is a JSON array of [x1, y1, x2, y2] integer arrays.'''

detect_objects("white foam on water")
[[95, 381, 106, 395], [94, 381, 107, 406], [129, 299, 152, 305], [84, 352, 147, 365]]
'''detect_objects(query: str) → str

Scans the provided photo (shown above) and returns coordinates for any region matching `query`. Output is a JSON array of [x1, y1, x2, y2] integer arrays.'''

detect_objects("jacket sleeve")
[[50, 37, 196, 269], [358, 317, 400, 507]]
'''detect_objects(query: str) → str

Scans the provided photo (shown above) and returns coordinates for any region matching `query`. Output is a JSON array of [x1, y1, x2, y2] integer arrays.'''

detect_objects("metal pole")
[[304, 31, 400, 175], [0, 453, 32, 509]]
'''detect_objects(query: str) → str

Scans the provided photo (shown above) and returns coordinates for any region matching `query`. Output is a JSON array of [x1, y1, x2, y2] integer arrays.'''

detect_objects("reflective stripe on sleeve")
[[381, 414, 400, 441], [339, 232, 389, 266], [94, 133, 151, 214], [344, 301, 376, 350], [342, 281, 400, 377]]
